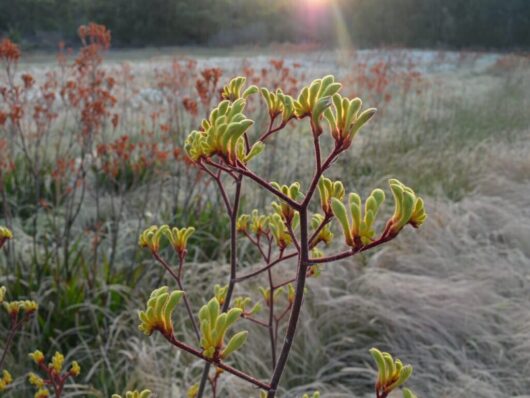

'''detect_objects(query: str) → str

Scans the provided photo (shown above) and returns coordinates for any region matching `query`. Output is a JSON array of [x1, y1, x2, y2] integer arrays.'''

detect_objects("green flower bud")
[[370, 348, 415, 397], [138, 287, 183, 337]]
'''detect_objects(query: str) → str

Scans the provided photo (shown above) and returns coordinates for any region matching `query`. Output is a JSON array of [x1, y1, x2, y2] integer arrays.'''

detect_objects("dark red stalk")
[[166, 332, 270, 390], [197, 174, 242, 398], [266, 208, 309, 398], [234, 251, 297, 282]]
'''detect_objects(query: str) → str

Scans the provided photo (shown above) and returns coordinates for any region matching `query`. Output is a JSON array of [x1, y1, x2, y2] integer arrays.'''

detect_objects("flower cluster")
[[3, 299, 38, 316], [331, 188, 386, 248], [331, 178, 426, 249], [0, 226, 12, 249], [112, 390, 152, 398], [0, 38, 21, 64], [198, 298, 247, 360], [138, 286, 184, 337], [28, 350, 81, 398], [370, 348, 416, 398], [0, 370, 12, 392], [184, 93, 262, 165], [138, 225, 194, 256]]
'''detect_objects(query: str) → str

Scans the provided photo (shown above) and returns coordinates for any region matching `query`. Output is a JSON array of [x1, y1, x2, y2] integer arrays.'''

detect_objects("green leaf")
[[221, 330, 248, 358], [331, 198, 353, 246]]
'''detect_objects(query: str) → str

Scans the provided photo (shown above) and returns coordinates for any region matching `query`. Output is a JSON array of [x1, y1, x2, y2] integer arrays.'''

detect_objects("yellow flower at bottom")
[[28, 372, 45, 388], [0, 226, 13, 249], [50, 351, 65, 373], [35, 388, 50, 398], [69, 361, 81, 377], [29, 350, 45, 364], [138, 287, 184, 336], [112, 390, 152, 398], [0, 286, 6, 304], [0, 370, 13, 391], [187, 383, 199, 398]]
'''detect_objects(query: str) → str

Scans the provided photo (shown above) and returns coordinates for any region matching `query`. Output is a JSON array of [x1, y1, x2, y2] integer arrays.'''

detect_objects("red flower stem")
[[166, 333, 270, 390], [267, 267, 277, 369], [231, 165, 301, 210], [313, 135, 322, 173], [273, 277, 296, 290], [242, 315, 269, 328], [233, 251, 298, 283], [0, 314, 24, 370], [200, 164, 233, 214], [152, 252, 200, 342], [307, 234, 397, 265], [197, 175, 242, 398], [286, 222, 300, 252], [302, 146, 340, 208], [258, 120, 288, 142], [266, 208, 308, 398], [243, 231, 268, 261]]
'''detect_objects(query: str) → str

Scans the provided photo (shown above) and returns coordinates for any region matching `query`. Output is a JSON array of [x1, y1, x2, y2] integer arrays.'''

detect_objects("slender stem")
[[203, 158, 236, 179], [152, 252, 200, 342], [258, 119, 288, 142], [234, 251, 297, 283], [308, 233, 397, 265], [197, 175, 243, 398], [273, 277, 296, 290], [166, 333, 270, 390], [223, 176, 242, 311], [206, 168, 233, 215], [302, 147, 339, 208], [0, 315, 21, 370], [231, 165, 301, 210], [313, 136, 322, 173], [242, 315, 269, 328], [267, 268, 277, 369], [267, 209, 308, 398], [243, 231, 268, 261]]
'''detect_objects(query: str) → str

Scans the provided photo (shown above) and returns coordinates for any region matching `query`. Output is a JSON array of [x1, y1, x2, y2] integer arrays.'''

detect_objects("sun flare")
[[303, 0, 332, 7]]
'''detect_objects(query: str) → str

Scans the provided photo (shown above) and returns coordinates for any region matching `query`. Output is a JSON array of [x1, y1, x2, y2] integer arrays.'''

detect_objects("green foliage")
[[388, 179, 427, 233], [222, 76, 258, 102], [198, 297, 247, 359], [0, 370, 12, 392], [0, 226, 12, 249], [28, 350, 81, 397], [270, 182, 303, 223], [0, 157, 69, 220], [138, 286, 184, 336], [317, 176, 345, 216], [331, 188, 385, 247], [261, 87, 296, 122], [295, 75, 342, 136], [370, 348, 416, 398], [138, 225, 195, 255], [112, 390, 152, 398], [185, 83, 262, 165], [325, 94, 376, 148]]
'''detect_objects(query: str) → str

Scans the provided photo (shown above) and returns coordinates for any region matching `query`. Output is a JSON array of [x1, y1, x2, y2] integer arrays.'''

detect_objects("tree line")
[[1, 0, 529, 49]]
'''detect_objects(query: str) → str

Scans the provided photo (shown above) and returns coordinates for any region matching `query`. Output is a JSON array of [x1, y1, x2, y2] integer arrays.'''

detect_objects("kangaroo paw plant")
[[131, 75, 426, 397], [112, 390, 152, 398], [27, 350, 80, 398], [0, 227, 38, 394], [370, 348, 416, 398]]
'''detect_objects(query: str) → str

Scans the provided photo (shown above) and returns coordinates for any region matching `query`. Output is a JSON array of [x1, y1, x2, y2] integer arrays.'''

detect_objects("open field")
[[1, 42, 529, 398]]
